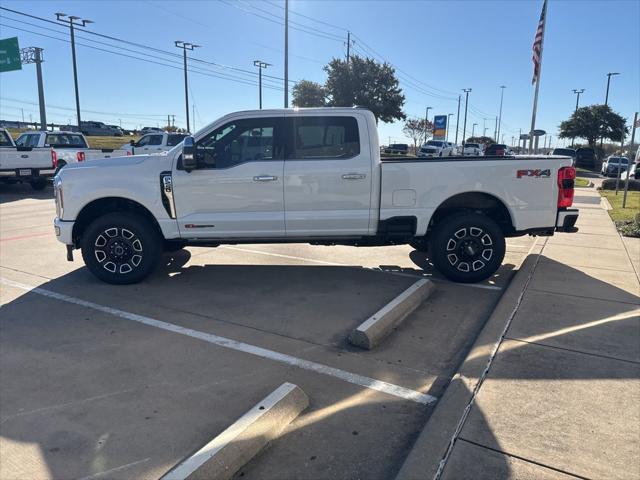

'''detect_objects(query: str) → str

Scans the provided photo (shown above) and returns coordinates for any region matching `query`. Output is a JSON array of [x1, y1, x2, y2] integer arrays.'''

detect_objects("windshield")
[[0, 130, 13, 147], [553, 148, 576, 156], [464, 143, 479, 148], [46, 133, 88, 149], [426, 141, 443, 147], [609, 157, 629, 164]]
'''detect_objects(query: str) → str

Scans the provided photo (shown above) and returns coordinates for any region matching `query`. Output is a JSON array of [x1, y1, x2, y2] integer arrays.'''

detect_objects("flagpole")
[[529, 0, 548, 154]]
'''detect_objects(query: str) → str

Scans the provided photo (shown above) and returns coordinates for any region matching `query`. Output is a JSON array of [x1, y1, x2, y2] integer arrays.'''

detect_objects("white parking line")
[[1, 278, 437, 406], [221, 246, 503, 290]]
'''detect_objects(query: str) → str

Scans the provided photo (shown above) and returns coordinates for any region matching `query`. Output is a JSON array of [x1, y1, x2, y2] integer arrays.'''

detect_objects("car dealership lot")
[[0, 184, 536, 479]]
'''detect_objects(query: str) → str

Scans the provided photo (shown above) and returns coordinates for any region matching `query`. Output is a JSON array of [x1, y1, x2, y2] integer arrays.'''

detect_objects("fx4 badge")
[[517, 169, 551, 178]]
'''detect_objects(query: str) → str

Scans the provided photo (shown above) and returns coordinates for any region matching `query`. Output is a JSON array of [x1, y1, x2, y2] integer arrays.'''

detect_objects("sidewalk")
[[397, 187, 640, 480]]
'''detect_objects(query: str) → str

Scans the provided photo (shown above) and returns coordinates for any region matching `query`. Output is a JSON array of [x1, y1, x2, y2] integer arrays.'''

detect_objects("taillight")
[[127, 151, 132, 156], [77, 151, 86, 162], [51, 149, 58, 169], [557, 166, 576, 208]]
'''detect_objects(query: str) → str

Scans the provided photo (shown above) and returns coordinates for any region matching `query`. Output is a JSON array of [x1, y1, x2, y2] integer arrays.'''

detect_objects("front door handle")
[[342, 173, 366, 180], [253, 175, 278, 182]]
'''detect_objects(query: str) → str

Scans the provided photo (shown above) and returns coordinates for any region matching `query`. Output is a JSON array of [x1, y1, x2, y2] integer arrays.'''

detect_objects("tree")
[[465, 136, 495, 146], [324, 55, 405, 123], [292, 80, 326, 107], [402, 118, 433, 150], [559, 105, 628, 149]]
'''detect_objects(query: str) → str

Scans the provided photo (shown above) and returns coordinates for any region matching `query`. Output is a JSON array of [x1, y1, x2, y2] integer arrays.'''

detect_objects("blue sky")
[[1, 0, 638, 147]]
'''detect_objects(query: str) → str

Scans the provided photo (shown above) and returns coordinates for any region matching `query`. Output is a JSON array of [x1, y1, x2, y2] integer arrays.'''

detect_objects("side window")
[[148, 135, 163, 146], [195, 118, 280, 169], [167, 134, 185, 147], [136, 135, 151, 147], [290, 116, 360, 160], [15, 134, 28, 147]]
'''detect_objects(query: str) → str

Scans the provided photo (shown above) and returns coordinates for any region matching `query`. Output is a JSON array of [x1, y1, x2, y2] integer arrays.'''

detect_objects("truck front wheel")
[[81, 212, 162, 284], [430, 212, 505, 283]]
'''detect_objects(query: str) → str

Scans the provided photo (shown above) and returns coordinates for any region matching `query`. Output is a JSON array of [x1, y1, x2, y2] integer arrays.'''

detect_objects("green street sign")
[[0, 37, 22, 73]]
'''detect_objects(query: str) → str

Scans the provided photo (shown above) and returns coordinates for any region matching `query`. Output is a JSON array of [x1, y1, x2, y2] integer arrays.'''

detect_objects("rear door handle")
[[342, 173, 366, 180], [253, 175, 278, 182]]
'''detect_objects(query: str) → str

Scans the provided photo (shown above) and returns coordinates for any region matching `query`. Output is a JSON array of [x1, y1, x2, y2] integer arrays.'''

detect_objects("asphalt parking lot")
[[0, 183, 537, 480]]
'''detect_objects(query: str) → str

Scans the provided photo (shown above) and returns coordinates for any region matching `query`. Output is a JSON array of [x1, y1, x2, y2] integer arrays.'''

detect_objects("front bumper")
[[556, 208, 579, 232], [54, 217, 74, 245]]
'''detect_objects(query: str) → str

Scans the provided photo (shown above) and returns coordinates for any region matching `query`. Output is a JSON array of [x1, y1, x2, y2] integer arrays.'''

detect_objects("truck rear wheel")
[[81, 212, 162, 284], [431, 212, 505, 283], [30, 177, 47, 190]]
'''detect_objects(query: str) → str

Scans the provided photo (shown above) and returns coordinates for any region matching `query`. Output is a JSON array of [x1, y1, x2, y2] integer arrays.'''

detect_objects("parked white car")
[[461, 143, 484, 156], [15, 131, 128, 172], [600, 156, 629, 177], [417, 140, 455, 157], [53, 107, 578, 285], [121, 132, 188, 155], [0, 128, 55, 190]]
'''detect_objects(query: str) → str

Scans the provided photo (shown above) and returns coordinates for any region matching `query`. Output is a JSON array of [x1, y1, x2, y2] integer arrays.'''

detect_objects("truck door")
[[283, 114, 372, 236], [172, 116, 286, 238]]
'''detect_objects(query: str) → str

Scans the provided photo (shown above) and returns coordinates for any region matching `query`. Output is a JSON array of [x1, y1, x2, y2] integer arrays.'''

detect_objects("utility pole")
[[519, 128, 522, 151], [446, 113, 453, 142], [56, 13, 93, 130], [483, 117, 487, 137], [193, 104, 196, 132], [21, 108, 24, 123], [19, 47, 47, 130], [253, 60, 271, 109], [454, 95, 461, 145], [284, 0, 289, 108], [424, 106, 432, 143], [175, 41, 200, 132], [494, 116, 498, 141], [600, 72, 620, 153], [497, 85, 506, 144], [622, 111, 637, 208], [471, 123, 477, 139], [461, 88, 472, 147], [171, 115, 176, 128], [345, 31, 355, 65], [167, 115, 171, 129]]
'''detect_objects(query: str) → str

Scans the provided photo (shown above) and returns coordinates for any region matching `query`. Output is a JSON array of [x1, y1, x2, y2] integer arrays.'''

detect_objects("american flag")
[[532, 0, 548, 85]]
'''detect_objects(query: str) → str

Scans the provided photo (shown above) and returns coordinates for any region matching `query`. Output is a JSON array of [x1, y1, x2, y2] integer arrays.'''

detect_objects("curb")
[[601, 196, 613, 211], [162, 382, 309, 480], [348, 279, 435, 349], [395, 245, 543, 480]]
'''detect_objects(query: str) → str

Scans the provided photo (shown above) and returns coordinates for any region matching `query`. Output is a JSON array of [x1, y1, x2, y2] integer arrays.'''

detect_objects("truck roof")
[[227, 106, 373, 115]]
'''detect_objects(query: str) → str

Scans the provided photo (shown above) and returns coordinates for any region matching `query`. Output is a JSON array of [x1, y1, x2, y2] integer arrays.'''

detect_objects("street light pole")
[[454, 95, 461, 145], [56, 13, 93, 130], [461, 88, 472, 147], [483, 117, 487, 137], [424, 106, 432, 143], [284, 0, 289, 107], [600, 72, 620, 152], [175, 41, 200, 132], [446, 113, 453, 142], [471, 123, 477, 139], [253, 60, 272, 109], [497, 85, 506, 144], [572, 88, 585, 112]]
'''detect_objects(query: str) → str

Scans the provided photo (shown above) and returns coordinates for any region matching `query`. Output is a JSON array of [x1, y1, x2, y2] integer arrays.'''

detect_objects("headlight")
[[54, 177, 64, 218]]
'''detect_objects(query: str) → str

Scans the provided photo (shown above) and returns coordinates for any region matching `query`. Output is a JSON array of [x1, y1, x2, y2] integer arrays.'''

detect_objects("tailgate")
[[84, 149, 128, 160], [0, 149, 52, 170]]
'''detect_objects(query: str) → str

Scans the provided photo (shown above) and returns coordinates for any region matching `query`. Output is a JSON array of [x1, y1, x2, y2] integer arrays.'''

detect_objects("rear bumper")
[[0, 168, 54, 179], [556, 208, 579, 232]]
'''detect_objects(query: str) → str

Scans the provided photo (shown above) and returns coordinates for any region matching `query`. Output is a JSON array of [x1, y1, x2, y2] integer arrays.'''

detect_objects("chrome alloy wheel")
[[94, 227, 143, 274], [445, 226, 494, 273]]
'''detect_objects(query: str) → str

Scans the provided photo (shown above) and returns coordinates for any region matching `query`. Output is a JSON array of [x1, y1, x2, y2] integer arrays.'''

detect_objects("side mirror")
[[182, 136, 197, 172]]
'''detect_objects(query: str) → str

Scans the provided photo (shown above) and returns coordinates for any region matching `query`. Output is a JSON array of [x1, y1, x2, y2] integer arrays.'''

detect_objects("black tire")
[[163, 240, 186, 252], [430, 212, 505, 283], [81, 212, 162, 284], [30, 177, 47, 190]]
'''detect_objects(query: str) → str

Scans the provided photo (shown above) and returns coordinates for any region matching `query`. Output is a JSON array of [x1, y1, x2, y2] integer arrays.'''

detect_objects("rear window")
[[0, 130, 13, 147], [465, 143, 480, 148], [390, 144, 408, 150], [609, 157, 629, 164], [167, 134, 187, 147], [46, 133, 88, 148], [426, 141, 444, 147], [291, 116, 360, 159], [552, 148, 576, 156]]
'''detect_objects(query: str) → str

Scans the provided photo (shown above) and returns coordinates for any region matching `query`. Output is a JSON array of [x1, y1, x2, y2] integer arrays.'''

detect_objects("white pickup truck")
[[121, 132, 188, 155], [15, 131, 128, 172], [53, 107, 579, 285], [0, 128, 55, 190]]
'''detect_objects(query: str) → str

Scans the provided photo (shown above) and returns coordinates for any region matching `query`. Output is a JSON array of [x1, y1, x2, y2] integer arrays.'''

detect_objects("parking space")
[[0, 184, 536, 479]]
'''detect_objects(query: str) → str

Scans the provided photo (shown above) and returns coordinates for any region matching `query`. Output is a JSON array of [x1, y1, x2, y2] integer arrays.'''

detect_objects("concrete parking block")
[[162, 383, 308, 480], [460, 340, 640, 480], [348, 279, 435, 349]]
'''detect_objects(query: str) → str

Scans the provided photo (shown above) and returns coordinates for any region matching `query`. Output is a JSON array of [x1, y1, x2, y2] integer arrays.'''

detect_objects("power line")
[[264, 0, 348, 33]]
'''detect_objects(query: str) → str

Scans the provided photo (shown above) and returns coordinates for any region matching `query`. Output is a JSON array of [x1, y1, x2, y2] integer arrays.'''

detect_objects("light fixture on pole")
[[55, 13, 93, 129], [175, 40, 200, 132], [572, 88, 585, 112], [253, 60, 272, 109]]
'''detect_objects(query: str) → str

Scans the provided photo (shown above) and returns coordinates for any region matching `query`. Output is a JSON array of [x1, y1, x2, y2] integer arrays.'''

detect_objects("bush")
[[600, 178, 640, 191]]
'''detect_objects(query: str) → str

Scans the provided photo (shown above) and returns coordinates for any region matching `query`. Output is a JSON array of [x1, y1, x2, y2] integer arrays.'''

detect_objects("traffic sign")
[[0, 37, 22, 73]]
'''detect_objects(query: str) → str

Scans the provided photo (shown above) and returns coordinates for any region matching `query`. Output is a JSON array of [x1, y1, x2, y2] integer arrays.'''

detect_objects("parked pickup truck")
[[53, 108, 579, 285], [0, 128, 55, 190], [121, 132, 188, 155], [15, 131, 128, 172], [417, 140, 456, 157]]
